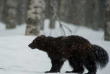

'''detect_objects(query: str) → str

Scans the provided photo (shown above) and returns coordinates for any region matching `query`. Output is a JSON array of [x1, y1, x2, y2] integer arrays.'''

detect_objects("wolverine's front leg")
[[45, 60, 64, 73], [45, 53, 65, 73]]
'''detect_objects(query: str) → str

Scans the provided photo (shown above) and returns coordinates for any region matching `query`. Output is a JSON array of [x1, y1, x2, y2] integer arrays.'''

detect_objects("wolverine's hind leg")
[[84, 57, 97, 74], [66, 56, 84, 73]]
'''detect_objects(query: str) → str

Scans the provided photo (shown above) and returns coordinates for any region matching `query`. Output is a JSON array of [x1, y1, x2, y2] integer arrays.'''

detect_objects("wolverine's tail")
[[91, 45, 109, 68]]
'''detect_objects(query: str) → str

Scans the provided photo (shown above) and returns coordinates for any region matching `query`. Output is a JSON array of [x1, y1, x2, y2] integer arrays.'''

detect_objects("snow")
[[0, 20, 110, 74]]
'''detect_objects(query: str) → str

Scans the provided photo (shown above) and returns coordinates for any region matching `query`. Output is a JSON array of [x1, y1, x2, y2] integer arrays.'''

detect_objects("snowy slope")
[[0, 20, 110, 74]]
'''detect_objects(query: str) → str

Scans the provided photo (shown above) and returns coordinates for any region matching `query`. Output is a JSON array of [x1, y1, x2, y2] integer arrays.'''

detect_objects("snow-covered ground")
[[0, 20, 110, 74]]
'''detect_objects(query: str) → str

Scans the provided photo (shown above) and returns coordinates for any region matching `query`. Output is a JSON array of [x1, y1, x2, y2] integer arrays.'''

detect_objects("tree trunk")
[[59, 0, 86, 25], [59, 0, 66, 21], [85, 0, 95, 28], [25, 0, 45, 35], [45, 0, 57, 29], [71, 0, 86, 25], [3, 0, 18, 29], [17, 0, 28, 25], [105, 0, 110, 41], [49, 0, 59, 29], [85, 0, 105, 30], [92, 0, 100, 30], [0, 0, 4, 22], [99, 0, 106, 28]]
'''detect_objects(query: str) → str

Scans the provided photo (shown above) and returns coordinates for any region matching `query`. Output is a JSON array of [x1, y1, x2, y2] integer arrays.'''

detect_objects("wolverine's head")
[[28, 35, 46, 50]]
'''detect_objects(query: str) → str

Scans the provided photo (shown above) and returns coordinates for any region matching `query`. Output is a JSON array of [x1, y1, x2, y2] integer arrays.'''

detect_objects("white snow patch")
[[0, 20, 110, 74]]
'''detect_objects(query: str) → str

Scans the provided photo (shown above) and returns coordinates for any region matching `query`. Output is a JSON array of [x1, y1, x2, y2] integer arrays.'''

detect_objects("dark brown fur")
[[29, 35, 109, 74]]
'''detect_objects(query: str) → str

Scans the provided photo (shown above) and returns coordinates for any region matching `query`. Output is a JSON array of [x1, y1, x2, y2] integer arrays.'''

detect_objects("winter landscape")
[[0, 0, 110, 74], [0, 20, 110, 74]]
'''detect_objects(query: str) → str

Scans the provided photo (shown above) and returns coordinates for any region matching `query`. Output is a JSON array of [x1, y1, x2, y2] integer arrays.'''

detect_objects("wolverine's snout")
[[28, 43, 36, 49]]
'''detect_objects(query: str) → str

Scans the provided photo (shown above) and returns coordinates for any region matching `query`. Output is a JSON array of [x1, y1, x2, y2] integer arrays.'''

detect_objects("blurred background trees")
[[105, 0, 110, 41], [0, 0, 110, 40]]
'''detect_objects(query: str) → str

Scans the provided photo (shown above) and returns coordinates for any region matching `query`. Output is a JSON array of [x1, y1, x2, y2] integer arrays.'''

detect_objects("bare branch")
[[49, 0, 72, 36]]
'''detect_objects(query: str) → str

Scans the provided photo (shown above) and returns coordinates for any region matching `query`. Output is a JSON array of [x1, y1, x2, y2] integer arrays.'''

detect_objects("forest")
[[0, 0, 110, 40], [0, 0, 110, 74]]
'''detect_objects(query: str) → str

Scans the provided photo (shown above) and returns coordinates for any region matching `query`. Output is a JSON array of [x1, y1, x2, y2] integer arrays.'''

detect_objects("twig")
[[49, 0, 72, 36], [49, 28, 52, 36], [62, 24, 72, 33]]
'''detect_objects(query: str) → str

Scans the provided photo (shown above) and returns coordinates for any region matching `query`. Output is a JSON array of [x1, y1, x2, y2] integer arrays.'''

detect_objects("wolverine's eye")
[[32, 40, 36, 44], [34, 40, 37, 44]]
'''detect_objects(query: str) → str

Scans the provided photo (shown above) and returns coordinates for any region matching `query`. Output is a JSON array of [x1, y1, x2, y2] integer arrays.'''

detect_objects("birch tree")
[[105, 0, 110, 41], [25, 0, 45, 35]]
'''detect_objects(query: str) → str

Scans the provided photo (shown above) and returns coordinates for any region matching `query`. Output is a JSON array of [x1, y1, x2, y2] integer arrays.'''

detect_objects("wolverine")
[[28, 35, 109, 74]]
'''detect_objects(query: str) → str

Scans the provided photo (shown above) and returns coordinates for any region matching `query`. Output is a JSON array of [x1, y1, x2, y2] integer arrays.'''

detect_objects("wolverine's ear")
[[40, 35, 46, 38]]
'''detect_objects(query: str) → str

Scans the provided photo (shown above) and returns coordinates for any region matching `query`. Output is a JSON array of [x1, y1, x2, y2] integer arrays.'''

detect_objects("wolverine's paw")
[[45, 71, 50, 73], [66, 71, 82, 74], [66, 71, 74, 73], [66, 70, 83, 74], [45, 71, 60, 73], [85, 72, 96, 74]]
